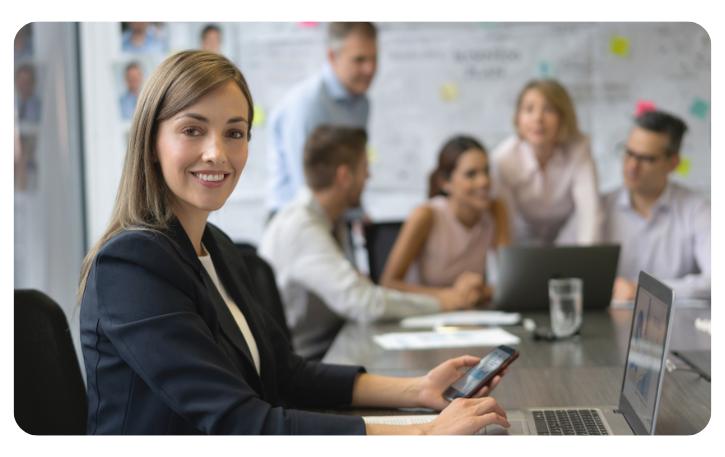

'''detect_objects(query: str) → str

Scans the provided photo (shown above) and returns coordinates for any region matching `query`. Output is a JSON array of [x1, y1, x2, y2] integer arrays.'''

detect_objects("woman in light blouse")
[[491, 79, 601, 246], [380, 136, 510, 308]]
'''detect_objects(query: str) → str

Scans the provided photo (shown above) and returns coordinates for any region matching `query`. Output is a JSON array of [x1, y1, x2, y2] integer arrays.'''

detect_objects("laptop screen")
[[621, 285, 671, 434]]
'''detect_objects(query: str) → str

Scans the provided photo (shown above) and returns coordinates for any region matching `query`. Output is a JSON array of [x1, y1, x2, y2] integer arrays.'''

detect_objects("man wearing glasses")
[[601, 110, 710, 300]]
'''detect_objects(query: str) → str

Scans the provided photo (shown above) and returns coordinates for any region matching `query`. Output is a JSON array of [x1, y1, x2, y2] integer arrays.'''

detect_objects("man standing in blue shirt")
[[266, 22, 378, 215]]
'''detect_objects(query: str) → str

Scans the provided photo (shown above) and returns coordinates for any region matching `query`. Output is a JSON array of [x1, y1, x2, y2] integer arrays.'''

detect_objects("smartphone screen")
[[444, 345, 518, 401]]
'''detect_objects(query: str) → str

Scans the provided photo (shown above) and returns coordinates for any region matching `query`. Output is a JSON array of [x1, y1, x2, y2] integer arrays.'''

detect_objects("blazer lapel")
[[163, 220, 263, 386], [202, 226, 272, 397]]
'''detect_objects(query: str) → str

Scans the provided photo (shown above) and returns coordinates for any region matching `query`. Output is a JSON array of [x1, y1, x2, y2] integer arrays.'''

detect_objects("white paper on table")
[[695, 318, 725, 336], [373, 328, 521, 350], [362, 415, 437, 425], [400, 311, 521, 328]]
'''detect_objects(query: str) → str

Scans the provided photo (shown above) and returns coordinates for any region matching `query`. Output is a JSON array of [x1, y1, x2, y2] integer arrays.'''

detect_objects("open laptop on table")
[[493, 245, 620, 311], [364, 271, 675, 435]]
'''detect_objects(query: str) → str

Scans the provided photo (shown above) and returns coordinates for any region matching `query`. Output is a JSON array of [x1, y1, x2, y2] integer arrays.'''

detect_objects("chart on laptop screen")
[[623, 288, 669, 427]]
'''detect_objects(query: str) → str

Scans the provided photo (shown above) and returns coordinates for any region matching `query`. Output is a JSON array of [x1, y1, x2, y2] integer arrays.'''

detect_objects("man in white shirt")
[[601, 110, 710, 300], [259, 126, 443, 360]]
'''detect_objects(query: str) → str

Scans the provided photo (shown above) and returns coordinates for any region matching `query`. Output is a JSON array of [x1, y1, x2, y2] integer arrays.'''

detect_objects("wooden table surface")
[[317, 307, 711, 435]]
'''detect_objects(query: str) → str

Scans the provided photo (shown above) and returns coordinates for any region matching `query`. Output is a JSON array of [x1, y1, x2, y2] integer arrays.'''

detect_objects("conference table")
[[316, 305, 711, 435]]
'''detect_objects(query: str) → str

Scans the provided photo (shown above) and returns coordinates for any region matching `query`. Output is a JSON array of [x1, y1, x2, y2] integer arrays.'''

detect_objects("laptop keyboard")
[[532, 410, 609, 435]]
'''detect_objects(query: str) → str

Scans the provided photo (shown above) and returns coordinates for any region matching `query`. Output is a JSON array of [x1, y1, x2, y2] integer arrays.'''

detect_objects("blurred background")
[[13, 22, 711, 380]]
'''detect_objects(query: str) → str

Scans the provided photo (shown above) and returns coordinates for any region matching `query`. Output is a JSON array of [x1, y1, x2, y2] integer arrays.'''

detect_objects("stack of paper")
[[695, 318, 725, 336], [400, 311, 521, 328], [373, 328, 521, 350]]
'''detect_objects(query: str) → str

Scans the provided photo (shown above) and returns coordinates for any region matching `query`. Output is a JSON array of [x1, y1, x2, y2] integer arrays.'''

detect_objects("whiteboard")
[[82, 22, 711, 246]]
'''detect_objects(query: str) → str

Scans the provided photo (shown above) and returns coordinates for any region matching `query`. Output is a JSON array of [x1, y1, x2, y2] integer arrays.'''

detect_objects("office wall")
[[81, 22, 711, 247]]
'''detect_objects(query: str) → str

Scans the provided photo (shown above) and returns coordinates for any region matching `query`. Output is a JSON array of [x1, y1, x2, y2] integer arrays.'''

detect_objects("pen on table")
[[434, 325, 489, 332]]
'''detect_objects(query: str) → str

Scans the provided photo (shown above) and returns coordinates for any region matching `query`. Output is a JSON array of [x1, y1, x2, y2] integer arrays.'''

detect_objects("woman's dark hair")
[[428, 136, 487, 198]]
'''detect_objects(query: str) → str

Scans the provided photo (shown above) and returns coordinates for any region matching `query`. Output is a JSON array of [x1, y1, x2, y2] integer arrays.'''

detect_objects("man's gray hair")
[[327, 22, 377, 54]]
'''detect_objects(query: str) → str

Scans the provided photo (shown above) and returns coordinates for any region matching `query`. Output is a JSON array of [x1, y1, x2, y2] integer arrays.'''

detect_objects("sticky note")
[[535, 61, 555, 78], [635, 100, 656, 117], [440, 82, 460, 102], [299, 22, 318, 28], [610, 36, 630, 57], [252, 104, 266, 127], [366, 145, 379, 165], [478, 22, 498, 30], [675, 157, 691, 177], [689, 98, 710, 119]]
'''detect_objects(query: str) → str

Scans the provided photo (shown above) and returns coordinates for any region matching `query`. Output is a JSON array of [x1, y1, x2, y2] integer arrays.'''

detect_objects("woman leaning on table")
[[491, 79, 601, 246], [77, 50, 509, 435], [380, 136, 510, 309]]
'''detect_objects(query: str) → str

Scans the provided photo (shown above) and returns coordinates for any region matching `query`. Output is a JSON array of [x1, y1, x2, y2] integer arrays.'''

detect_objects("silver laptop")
[[365, 270, 675, 435]]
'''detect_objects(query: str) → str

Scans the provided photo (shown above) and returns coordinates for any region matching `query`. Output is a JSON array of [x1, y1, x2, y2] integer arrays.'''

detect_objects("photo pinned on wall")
[[14, 135, 38, 192], [14, 62, 42, 125], [14, 23, 34, 60], [120, 22, 168, 55], [114, 57, 156, 122], [191, 23, 236, 59]]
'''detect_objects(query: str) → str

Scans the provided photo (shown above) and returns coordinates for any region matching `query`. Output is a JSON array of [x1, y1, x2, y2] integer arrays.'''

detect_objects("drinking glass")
[[548, 278, 583, 338]]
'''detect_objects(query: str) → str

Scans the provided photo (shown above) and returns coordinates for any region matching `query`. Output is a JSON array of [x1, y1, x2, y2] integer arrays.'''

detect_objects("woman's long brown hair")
[[76, 50, 254, 305]]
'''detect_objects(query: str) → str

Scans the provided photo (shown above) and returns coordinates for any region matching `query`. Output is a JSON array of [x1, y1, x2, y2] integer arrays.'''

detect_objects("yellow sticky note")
[[675, 157, 691, 177], [440, 82, 460, 102], [366, 145, 379, 166], [610, 36, 630, 57], [252, 104, 266, 127]]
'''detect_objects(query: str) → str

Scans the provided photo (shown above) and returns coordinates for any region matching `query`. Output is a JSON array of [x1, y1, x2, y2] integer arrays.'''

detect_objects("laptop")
[[493, 245, 620, 311], [364, 271, 676, 435]]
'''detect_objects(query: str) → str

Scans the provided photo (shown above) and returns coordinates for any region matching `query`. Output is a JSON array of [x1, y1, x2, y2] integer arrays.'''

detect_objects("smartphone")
[[443, 345, 519, 402]]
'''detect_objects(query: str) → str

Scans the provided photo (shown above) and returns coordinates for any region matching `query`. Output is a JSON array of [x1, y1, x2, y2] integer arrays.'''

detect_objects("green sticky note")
[[610, 36, 630, 57], [478, 22, 498, 30], [440, 82, 460, 102], [689, 98, 710, 119], [252, 104, 266, 127], [535, 61, 555, 78], [675, 157, 691, 177]]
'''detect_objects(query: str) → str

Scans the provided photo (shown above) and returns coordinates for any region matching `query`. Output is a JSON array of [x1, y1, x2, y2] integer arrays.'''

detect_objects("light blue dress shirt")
[[121, 28, 167, 54], [265, 63, 369, 211], [601, 182, 711, 299], [119, 92, 138, 120]]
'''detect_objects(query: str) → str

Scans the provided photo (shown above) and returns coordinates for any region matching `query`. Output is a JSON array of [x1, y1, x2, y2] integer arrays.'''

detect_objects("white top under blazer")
[[491, 134, 602, 246]]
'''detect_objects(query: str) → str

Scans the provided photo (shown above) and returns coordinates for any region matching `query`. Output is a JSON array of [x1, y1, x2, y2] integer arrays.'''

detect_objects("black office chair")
[[362, 221, 404, 284], [14, 289, 87, 435], [235, 242, 257, 256], [240, 253, 292, 343]]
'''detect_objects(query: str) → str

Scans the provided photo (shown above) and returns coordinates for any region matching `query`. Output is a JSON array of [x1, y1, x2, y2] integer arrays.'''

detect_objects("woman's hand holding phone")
[[415, 355, 509, 412]]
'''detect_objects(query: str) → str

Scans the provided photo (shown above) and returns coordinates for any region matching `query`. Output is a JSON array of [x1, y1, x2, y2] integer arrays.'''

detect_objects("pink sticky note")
[[299, 22, 319, 28], [635, 100, 656, 117]]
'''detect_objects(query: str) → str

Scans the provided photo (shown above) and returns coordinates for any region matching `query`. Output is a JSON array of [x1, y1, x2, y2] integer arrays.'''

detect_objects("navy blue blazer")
[[80, 220, 367, 435]]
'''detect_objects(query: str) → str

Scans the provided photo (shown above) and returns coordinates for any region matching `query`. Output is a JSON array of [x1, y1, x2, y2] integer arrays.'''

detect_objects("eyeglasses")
[[615, 143, 668, 165]]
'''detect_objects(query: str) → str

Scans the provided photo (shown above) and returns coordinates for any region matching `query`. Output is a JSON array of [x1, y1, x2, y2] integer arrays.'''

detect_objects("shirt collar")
[[617, 181, 674, 211], [321, 63, 357, 102], [296, 186, 335, 232]]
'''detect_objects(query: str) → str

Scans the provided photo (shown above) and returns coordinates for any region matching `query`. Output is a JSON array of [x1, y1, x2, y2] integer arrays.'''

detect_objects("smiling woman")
[[75, 50, 511, 435]]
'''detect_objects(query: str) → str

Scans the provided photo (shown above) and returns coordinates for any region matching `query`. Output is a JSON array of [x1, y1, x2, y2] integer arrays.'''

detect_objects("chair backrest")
[[235, 242, 257, 256], [363, 221, 404, 284], [240, 253, 292, 342], [14, 289, 87, 435]]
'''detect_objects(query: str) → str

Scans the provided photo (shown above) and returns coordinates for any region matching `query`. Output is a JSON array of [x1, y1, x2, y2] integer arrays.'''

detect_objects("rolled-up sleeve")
[[92, 234, 366, 434]]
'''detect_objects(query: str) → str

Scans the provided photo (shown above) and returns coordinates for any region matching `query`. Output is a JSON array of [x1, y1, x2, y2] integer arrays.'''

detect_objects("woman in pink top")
[[491, 79, 601, 245], [380, 136, 510, 310]]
